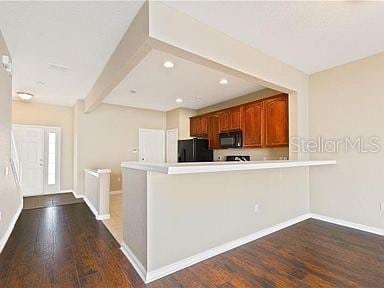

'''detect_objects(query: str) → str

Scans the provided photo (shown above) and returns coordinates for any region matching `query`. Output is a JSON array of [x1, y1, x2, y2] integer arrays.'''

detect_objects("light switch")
[[4, 166, 9, 176]]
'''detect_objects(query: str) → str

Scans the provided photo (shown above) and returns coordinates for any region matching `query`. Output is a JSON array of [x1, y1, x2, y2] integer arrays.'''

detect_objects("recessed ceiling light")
[[17, 92, 33, 101], [219, 78, 228, 85], [176, 98, 183, 103], [163, 61, 174, 69]]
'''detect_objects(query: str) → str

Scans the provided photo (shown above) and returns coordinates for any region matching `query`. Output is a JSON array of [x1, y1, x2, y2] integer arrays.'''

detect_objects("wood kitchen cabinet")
[[230, 106, 242, 130], [189, 93, 288, 148], [242, 101, 263, 147], [190, 115, 208, 137], [207, 114, 220, 149], [219, 106, 242, 132], [264, 94, 289, 147]]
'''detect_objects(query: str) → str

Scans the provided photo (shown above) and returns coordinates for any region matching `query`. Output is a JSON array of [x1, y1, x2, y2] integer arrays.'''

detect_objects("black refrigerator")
[[178, 138, 213, 162]]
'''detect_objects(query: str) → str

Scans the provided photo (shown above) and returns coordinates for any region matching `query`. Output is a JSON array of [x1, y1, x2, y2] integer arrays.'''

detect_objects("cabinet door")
[[190, 117, 199, 137], [219, 110, 231, 132], [231, 106, 242, 130], [199, 115, 208, 136], [208, 115, 220, 149], [242, 101, 263, 147], [264, 95, 288, 146]]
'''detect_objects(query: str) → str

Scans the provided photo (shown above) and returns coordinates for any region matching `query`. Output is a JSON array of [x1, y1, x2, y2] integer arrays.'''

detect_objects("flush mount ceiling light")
[[163, 61, 174, 68], [176, 98, 183, 103], [17, 92, 34, 101], [219, 78, 228, 85]]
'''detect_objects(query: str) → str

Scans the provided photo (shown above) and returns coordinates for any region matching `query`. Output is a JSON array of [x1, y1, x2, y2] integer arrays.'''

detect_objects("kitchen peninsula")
[[120, 159, 336, 283]]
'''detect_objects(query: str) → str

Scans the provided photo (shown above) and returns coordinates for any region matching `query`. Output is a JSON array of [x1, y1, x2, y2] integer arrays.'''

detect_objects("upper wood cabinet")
[[190, 115, 208, 137], [189, 93, 288, 148], [190, 117, 199, 137], [264, 94, 289, 147], [219, 110, 231, 132], [219, 106, 242, 132], [207, 114, 220, 149], [231, 106, 242, 130], [200, 115, 208, 135], [242, 101, 263, 147]]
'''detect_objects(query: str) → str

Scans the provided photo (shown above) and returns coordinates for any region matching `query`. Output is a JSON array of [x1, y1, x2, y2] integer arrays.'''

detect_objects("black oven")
[[219, 131, 242, 148]]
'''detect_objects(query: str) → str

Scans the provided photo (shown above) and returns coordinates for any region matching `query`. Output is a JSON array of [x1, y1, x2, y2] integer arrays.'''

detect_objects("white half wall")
[[122, 166, 310, 282]]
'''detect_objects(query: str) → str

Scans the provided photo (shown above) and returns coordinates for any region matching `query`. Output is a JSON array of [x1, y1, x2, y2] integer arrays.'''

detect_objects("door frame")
[[13, 124, 61, 196], [166, 128, 178, 163]]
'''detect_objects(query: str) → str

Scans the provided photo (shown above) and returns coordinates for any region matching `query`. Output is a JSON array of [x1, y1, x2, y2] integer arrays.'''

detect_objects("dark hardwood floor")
[[23, 193, 83, 210], [1, 203, 383, 287]]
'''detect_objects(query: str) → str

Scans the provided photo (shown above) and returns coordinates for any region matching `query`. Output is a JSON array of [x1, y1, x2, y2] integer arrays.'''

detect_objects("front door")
[[13, 125, 61, 196], [13, 126, 45, 196]]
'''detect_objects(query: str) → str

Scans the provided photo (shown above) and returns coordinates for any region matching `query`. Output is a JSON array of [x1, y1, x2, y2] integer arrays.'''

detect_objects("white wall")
[[73, 101, 166, 195], [309, 52, 384, 229], [0, 30, 22, 252], [166, 108, 197, 140]]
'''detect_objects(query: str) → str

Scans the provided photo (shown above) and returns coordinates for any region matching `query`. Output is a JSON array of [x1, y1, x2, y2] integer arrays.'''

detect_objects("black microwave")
[[219, 131, 242, 148]]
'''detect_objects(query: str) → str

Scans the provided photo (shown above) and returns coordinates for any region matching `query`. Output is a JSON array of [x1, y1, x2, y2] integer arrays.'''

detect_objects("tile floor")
[[103, 193, 123, 243]]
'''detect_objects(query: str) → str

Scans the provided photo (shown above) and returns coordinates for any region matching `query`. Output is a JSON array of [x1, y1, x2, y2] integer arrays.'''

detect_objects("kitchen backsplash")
[[214, 147, 289, 161]]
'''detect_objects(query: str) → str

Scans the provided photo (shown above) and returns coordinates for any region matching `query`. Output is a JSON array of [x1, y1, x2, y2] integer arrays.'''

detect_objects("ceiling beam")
[[84, 2, 151, 113]]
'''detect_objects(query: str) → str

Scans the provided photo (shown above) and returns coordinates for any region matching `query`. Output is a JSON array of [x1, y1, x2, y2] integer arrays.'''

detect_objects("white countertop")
[[121, 160, 336, 175]]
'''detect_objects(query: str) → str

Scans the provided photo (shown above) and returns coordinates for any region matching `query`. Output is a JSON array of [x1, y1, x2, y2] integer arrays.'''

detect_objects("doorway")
[[13, 125, 61, 196]]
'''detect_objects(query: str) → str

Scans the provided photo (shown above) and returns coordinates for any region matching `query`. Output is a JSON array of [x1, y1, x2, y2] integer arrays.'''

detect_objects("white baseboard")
[[58, 189, 74, 194], [122, 213, 312, 284], [72, 191, 83, 199], [120, 242, 147, 283], [110, 190, 122, 195], [0, 201, 23, 254], [96, 214, 111, 221], [81, 195, 110, 221], [23, 190, 74, 197], [310, 213, 384, 236]]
